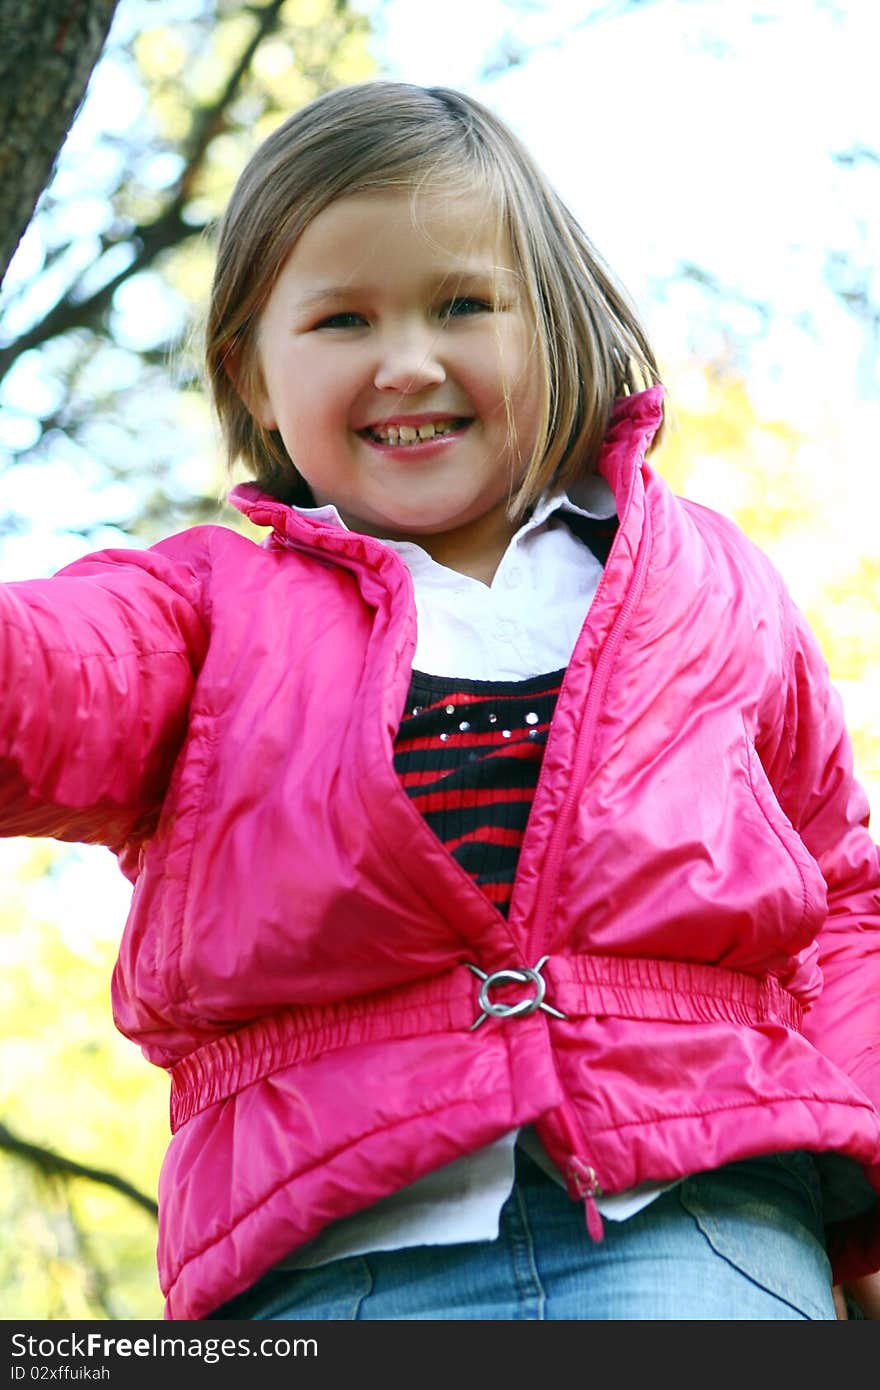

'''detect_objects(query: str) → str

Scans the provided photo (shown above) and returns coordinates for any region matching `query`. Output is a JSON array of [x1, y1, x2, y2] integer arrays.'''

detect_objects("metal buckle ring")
[[466, 955, 567, 1030]]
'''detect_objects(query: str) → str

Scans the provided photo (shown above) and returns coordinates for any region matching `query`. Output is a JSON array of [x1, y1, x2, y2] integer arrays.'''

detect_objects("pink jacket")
[[2, 388, 879, 1319]]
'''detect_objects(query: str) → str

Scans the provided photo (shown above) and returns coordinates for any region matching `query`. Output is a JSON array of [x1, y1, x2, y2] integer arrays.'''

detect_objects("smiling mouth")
[[360, 418, 471, 446]]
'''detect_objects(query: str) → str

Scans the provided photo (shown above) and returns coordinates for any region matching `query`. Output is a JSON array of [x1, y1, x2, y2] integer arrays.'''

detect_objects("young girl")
[[3, 81, 880, 1322]]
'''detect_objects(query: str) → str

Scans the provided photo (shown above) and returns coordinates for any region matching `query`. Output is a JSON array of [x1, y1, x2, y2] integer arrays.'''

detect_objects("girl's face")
[[250, 189, 541, 581]]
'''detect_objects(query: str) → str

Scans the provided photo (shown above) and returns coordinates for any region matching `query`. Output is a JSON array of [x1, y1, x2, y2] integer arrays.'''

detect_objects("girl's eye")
[[441, 296, 493, 319], [314, 312, 367, 330]]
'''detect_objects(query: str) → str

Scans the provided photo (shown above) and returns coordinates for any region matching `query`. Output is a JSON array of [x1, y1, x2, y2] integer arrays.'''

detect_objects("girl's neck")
[[407, 509, 519, 586]]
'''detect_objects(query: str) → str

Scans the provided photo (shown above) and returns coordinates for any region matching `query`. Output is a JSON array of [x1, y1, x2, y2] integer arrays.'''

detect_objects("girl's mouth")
[[360, 417, 471, 448]]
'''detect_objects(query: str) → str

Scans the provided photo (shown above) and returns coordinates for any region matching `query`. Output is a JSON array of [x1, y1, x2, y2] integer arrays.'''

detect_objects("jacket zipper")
[[528, 503, 653, 1234], [568, 1156, 604, 1241]]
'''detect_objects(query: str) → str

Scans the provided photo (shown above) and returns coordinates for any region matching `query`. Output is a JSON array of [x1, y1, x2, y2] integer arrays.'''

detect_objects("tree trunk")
[[0, 0, 121, 287]]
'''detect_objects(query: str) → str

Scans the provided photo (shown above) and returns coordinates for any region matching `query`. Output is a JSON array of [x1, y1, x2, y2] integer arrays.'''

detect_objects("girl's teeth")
[[370, 420, 458, 445]]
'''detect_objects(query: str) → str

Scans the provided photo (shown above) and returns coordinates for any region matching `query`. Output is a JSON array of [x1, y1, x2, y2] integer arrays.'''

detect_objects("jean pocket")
[[678, 1153, 835, 1321]]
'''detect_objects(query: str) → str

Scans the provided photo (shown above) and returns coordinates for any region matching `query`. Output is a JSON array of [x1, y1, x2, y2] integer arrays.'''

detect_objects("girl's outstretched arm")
[[0, 534, 210, 850]]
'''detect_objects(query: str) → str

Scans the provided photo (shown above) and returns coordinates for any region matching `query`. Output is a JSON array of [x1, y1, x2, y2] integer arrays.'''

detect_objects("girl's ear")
[[222, 338, 277, 430]]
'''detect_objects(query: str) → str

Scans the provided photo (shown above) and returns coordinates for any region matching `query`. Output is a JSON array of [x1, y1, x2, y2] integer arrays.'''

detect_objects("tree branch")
[[175, 0, 290, 205], [0, 0, 291, 385], [0, 1120, 159, 1218], [0, 206, 190, 382], [0, 0, 122, 286]]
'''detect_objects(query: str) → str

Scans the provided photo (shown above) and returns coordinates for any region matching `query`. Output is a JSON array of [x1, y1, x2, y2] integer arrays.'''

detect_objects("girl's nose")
[[373, 329, 447, 393]]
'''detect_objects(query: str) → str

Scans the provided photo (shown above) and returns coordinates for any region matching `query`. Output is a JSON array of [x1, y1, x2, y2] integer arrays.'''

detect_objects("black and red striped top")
[[393, 668, 564, 916]]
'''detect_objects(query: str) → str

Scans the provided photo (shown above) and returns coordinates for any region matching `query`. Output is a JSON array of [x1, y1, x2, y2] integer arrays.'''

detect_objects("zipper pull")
[[568, 1157, 604, 1242]]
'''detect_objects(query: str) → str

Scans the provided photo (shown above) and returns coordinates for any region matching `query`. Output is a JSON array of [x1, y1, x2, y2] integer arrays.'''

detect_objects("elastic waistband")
[[167, 953, 804, 1133]]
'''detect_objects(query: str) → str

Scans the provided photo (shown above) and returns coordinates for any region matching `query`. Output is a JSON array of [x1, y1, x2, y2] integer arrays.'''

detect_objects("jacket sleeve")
[[759, 577, 880, 1112], [0, 536, 210, 849]]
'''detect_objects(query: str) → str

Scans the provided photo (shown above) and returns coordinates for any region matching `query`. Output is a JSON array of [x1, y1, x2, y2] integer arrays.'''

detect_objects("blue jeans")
[[210, 1148, 836, 1320]]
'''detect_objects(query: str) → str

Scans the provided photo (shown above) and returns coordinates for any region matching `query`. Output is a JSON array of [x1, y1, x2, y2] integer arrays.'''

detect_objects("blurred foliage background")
[[0, 0, 877, 1318]]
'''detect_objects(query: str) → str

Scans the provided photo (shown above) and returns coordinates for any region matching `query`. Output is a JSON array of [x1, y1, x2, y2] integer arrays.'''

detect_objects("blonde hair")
[[206, 80, 663, 510]]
